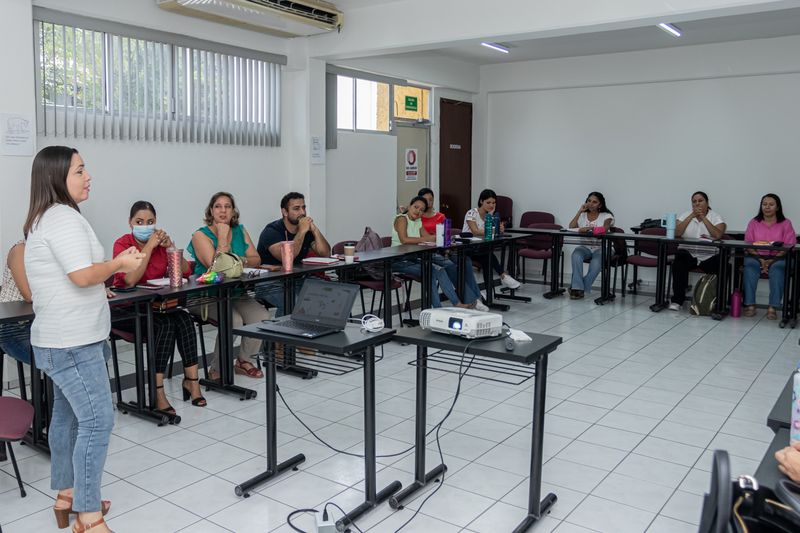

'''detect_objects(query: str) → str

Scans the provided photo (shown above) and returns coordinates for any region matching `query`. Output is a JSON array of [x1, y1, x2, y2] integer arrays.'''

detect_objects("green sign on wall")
[[404, 95, 418, 112]]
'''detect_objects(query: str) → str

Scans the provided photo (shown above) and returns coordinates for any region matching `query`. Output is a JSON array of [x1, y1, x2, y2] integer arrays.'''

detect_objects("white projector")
[[419, 307, 504, 339]]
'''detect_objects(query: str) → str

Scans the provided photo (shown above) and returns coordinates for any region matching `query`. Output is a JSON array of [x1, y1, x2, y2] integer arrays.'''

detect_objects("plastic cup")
[[281, 241, 293, 272], [344, 244, 356, 264], [167, 248, 183, 287]]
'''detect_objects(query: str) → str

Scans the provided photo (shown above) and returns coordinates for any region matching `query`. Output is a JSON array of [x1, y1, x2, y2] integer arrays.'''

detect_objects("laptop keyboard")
[[279, 319, 333, 334]]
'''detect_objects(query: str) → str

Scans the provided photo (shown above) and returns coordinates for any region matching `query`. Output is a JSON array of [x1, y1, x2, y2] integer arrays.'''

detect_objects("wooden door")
[[439, 98, 472, 225]]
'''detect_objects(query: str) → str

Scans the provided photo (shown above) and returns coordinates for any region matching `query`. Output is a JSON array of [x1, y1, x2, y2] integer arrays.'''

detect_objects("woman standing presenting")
[[24, 146, 144, 533]]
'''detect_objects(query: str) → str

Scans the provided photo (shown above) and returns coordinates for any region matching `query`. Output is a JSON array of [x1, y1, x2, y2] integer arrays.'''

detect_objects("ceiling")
[[348, 7, 800, 65]]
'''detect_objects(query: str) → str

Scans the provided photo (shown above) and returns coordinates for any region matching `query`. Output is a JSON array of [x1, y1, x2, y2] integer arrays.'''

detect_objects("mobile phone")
[[111, 286, 135, 293], [772, 241, 784, 247]]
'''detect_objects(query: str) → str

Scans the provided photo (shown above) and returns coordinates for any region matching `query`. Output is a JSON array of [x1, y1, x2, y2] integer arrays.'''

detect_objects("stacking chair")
[[623, 227, 677, 297], [520, 211, 555, 228], [517, 222, 563, 285], [496, 195, 514, 229], [339, 238, 407, 323], [0, 396, 34, 497]]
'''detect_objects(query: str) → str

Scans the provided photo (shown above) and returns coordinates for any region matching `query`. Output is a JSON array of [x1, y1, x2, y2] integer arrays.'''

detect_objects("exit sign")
[[404, 96, 418, 112]]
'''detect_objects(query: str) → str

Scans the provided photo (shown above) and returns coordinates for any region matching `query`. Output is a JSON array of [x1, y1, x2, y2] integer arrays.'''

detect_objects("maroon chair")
[[496, 195, 513, 229], [520, 211, 555, 228], [0, 396, 34, 497], [624, 227, 678, 296], [603, 227, 629, 296], [352, 237, 407, 323], [517, 222, 563, 285]]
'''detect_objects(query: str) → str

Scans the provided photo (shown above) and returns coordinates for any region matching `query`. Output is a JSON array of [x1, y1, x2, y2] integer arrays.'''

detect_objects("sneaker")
[[501, 274, 521, 290], [570, 289, 584, 300], [668, 302, 681, 311], [473, 300, 490, 312]]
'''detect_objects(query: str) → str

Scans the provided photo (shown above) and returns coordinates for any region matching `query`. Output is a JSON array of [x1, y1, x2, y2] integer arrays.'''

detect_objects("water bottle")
[[484, 214, 493, 241], [730, 289, 742, 318], [443, 218, 452, 246], [792, 363, 800, 445], [435, 223, 444, 247], [493, 213, 501, 237]]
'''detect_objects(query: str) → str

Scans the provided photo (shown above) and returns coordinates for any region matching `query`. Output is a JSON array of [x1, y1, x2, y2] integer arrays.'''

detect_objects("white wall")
[[480, 35, 800, 236], [325, 131, 396, 245]]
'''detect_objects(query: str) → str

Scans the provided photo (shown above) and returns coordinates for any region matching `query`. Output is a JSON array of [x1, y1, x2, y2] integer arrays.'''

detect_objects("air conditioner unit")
[[157, 0, 343, 37]]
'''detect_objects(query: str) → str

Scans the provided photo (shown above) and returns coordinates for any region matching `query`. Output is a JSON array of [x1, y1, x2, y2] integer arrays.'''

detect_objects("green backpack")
[[690, 274, 717, 316]]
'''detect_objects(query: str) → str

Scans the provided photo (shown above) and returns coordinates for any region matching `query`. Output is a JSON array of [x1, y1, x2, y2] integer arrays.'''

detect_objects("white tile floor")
[[1, 282, 795, 532]]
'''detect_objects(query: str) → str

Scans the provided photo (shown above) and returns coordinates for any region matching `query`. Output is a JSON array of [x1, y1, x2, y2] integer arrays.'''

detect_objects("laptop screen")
[[291, 279, 359, 328]]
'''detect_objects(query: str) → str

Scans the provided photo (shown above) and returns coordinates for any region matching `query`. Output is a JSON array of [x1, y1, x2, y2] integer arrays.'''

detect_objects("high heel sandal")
[[72, 515, 110, 533], [154, 385, 176, 415], [53, 494, 111, 529], [182, 377, 207, 407]]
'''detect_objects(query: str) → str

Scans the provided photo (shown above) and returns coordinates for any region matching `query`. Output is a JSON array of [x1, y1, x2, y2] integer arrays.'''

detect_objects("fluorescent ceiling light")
[[657, 22, 682, 37], [481, 42, 509, 54]]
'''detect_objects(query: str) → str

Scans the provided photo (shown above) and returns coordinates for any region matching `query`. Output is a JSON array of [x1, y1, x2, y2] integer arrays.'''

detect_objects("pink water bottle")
[[730, 288, 742, 318], [281, 241, 293, 272], [167, 248, 183, 288]]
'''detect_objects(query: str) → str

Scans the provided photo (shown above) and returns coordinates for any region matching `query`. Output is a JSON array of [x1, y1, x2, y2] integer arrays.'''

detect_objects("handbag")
[[699, 450, 800, 533], [209, 251, 244, 279]]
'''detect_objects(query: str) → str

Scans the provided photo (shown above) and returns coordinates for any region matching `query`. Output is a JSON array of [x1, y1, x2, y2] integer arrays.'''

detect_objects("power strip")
[[316, 512, 336, 533]]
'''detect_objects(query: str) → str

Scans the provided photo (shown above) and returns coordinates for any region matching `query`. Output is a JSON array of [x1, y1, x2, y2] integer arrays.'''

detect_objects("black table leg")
[[650, 241, 669, 312], [513, 351, 557, 533], [389, 345, 446, 509], [780, 251, 794, 328], [276, 277, 318, 380], [235, 341, 304, 497], [711, 247, 730, 321], [337, 345, 402, 531], [496, 238, 532, 304], [543, 233, 565, 299], [482, 243, 510, 312], [23, 346, 50, 454], [595, 235, 615, 305], [383, 259, 394, 329]]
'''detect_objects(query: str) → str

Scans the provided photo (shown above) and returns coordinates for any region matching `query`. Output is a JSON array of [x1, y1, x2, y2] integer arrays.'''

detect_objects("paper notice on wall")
[[0, 114, 35, 156], [310, 135, 325, 165], [405, 148, 418, 181]]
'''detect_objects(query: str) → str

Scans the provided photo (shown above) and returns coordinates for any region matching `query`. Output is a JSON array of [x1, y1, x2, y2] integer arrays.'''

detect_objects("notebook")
[[257, 278, 359, 338]]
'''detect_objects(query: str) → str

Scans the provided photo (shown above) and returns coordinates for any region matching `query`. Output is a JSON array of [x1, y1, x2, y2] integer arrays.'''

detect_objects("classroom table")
[[767, 375, 792, 433], [389, 327, 562, 533], [754, 427, 791, 491], [231, 323, 398, 531]]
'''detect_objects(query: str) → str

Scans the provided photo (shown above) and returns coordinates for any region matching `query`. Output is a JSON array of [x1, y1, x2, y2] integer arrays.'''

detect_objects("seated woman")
[[417, 187, 446, 234], [462, 189, 521, 290], [393, 196, 482, 309], [669, 191, 726, 311], [188, 191, 268, 379], [0, 241, 32, 364], [113, 201, 206, 410], [742, 193, 796, 319], [568, 192, 614, 299]]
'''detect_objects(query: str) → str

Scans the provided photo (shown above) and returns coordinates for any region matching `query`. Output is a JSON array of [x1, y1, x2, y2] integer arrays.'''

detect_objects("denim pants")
[[393, 259, 462, 308], [255, 279, 303, 318], [743, 256, 785, 307], [33, 340, 113, 512], [433, 254, 480, 305], [570, 246, 602, 292], [0, 323, 32, 364]]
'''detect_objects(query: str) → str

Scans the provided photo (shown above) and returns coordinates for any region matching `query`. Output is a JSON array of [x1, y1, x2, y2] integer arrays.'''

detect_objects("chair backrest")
[[635, 227, 665, 257], [523, 222, 562, 250], [380, 236, 392, 248], [608, 227, 628, 260], [520, 211, 555, 228], [332, 241, 348, 255], [496, 195, 513, 228]]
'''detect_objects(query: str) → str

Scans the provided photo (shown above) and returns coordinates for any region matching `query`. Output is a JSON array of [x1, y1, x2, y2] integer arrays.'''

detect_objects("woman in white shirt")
[[24, 146, 144, 533], [568, 192, 615, 299], [669, 191, 726, 311]]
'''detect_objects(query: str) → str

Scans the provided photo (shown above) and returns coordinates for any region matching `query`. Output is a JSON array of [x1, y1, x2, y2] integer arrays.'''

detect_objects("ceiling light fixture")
[[481, 42, 509, 54], [657, 22, 682, 37]]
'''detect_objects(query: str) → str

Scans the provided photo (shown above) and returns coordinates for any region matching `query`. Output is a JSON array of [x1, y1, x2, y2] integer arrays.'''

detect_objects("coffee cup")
[[344, 244, 356, 264]]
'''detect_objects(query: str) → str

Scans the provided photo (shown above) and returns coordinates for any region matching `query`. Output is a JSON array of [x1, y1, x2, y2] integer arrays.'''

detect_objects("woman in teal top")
[[188, 191, 268, 379]]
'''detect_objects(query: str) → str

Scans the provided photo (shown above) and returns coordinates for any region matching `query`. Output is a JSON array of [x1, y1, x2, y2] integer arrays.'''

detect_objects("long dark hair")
[[408, 195, 428, 211], [755, 193, 785, 222], [477, 189, 496, 208], [204, 191, 240, 227], [691, 191, 711, 209], [129, 200, 156, 219], [23, 146, 80, 238], [586, 191, 613, 215]]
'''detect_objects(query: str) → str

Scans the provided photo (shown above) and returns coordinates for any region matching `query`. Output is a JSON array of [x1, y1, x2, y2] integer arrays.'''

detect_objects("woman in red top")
[[112, 201, 206, 411], [418, 187, 446, 235]]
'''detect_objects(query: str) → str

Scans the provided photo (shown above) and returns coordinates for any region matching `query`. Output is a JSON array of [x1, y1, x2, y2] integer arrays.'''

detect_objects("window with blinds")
[[34, 20, 282, 146]]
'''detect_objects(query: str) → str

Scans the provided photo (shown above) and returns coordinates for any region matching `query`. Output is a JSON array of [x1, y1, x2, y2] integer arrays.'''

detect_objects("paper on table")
[[143, 278, 171, 286]]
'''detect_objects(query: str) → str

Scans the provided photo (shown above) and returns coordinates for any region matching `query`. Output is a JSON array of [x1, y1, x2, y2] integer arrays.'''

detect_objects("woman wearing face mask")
[[568, 191, 614, 299], [742, 193, 796, 319], [112, 201, 206, 411]]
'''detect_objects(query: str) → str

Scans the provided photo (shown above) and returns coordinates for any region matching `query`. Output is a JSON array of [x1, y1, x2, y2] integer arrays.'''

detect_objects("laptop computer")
[[257, 278, 360, 338]]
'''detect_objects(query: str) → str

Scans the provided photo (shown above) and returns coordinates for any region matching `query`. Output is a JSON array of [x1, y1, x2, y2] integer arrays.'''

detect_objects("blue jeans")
[[571, 246, 602, 292], [33, 340, 114, 513], [743, 256, 785, 307], [0, 323, 32, 364], [393, 259, 463, 308], [254, 280, 302, 317], [433, 254, 480, 305]]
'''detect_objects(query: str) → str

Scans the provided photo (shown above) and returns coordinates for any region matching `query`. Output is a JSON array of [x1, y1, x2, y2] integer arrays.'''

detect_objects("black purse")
[[699, 450, 800, 533]]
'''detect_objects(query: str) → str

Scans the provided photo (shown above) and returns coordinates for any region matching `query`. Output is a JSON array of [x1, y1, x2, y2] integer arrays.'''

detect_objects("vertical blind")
[[34, 20, 281, 146]]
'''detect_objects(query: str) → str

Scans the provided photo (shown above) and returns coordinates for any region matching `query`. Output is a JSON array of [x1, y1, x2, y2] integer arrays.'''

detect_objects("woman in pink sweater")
[[743, 193, 796, 319]]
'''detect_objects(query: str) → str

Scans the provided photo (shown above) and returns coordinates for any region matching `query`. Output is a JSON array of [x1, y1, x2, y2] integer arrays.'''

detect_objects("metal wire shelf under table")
[[407, 348, 537, 386], [254, 346, 384, 377]]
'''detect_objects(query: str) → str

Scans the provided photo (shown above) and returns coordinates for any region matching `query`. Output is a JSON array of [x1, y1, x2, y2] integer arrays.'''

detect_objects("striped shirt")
[[25, 204, 109, 348]]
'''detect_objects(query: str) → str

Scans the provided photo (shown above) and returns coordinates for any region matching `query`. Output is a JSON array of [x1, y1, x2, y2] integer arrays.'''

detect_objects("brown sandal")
[[767, 307, 778, 320], [72, 515, 110, 533], [234, 359, 263, 378], [743, 305, 756, 317], [54, 494, 110, 529]]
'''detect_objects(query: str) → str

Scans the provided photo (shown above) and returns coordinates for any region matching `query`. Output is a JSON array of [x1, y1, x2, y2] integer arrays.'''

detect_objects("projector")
[[419, 307, 503, 339]]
